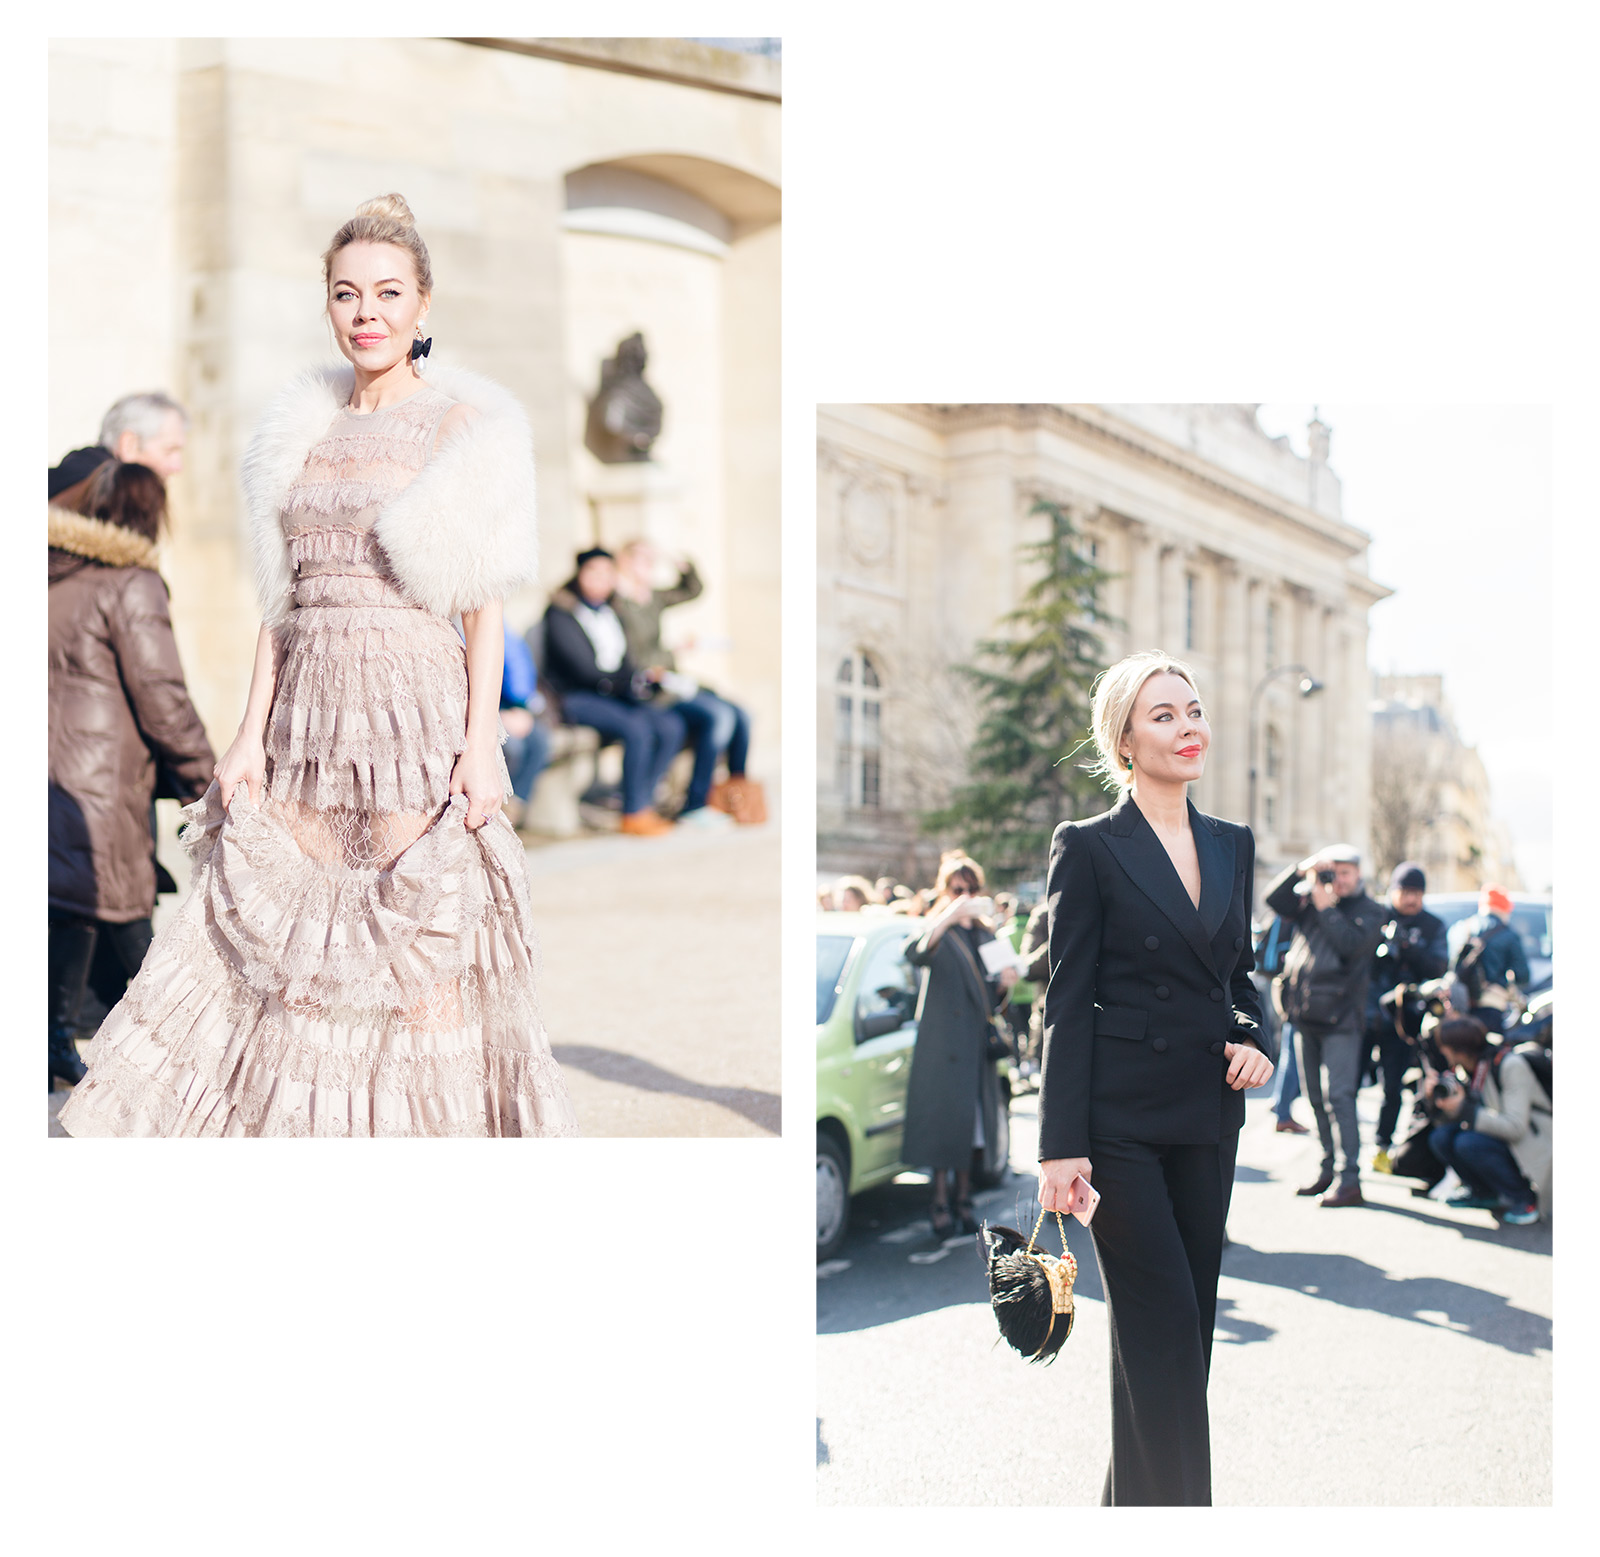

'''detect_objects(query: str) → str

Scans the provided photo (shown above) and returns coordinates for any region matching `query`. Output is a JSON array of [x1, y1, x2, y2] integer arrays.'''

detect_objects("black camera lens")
[[1317, 869, 1336, 884]]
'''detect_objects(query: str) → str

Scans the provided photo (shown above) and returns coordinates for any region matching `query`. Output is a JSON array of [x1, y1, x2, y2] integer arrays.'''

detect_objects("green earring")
[[1123, 756, 1133, 770]]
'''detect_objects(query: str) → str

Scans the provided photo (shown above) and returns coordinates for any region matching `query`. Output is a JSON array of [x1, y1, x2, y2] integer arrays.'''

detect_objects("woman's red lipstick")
[[1178, 744, 1202, 758]]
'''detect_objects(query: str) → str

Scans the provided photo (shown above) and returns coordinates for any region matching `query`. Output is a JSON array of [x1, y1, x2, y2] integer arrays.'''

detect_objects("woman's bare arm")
[[214, 621, 284, 808], [452, 600, 506, 828]]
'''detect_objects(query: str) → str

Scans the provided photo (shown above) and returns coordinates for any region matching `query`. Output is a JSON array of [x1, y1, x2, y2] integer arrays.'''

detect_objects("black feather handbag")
[[978, 1208, 1078, 1363]]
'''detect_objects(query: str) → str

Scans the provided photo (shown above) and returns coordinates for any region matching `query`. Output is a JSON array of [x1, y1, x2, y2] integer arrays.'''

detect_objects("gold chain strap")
[[1025, 1206, 1070, 1258], [1021, 1206, 1078, 1358]]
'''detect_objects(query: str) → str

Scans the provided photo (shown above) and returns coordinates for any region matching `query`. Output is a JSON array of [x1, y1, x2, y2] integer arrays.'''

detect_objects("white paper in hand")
[[978, 938, 1023, 976]]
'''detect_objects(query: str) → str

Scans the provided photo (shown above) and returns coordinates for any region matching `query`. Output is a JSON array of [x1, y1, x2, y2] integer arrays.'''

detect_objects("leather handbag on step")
[[708, 776, 768, 825]]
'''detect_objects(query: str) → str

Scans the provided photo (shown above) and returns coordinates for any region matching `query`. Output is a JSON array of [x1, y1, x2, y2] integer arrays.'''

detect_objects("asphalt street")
[[50, 797, 780, 1138], [817, 1080, 1551, 1506]]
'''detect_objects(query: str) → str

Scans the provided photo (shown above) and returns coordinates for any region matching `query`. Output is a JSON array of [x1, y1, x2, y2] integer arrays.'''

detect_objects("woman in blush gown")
[[59, 193, 577, 1138]]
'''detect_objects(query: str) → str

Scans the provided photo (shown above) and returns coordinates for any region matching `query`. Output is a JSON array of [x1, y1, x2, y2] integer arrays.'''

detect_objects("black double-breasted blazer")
[[1037, 790, 1269, 1161]]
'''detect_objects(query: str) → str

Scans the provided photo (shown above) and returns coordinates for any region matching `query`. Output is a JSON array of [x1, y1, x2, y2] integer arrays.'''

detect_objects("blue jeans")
[[502, 721, 552, 803], [1428, 1123, 1534, 1207], [675, 689, 751, 811], [1271, 1021, 1302, 1122], [559, 691, 686, 816]]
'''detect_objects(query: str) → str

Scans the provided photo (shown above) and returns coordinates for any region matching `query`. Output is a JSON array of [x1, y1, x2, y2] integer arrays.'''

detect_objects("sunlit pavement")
[[51, 793, 780, 1140], [817, 1080, 1549, 1505]]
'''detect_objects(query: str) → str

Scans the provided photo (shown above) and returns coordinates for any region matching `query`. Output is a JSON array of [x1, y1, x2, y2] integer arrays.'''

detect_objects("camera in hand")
[[1316, 868, 1336, 884]]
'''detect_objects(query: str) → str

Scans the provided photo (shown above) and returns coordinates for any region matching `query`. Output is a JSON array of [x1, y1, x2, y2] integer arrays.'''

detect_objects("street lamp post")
[[1248, 663, 1325, 843]]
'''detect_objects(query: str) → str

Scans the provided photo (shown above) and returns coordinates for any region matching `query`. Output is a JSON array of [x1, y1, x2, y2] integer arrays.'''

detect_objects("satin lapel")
[[1101, 800, 1220, 977], [1192, 803, 1235, 940]]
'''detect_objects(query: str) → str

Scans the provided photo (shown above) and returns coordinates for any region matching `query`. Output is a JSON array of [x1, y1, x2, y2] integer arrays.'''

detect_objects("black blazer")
[[1038, 791, 1268, 1160], [541, 588, 643, 702]]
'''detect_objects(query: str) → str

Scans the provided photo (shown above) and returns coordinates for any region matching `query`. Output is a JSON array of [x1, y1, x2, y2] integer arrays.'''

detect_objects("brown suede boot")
[[619, 810, 673, 836]]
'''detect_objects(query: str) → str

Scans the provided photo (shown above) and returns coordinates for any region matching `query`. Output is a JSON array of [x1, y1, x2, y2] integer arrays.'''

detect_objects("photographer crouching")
[[1425, 1016, 1550, 1226]]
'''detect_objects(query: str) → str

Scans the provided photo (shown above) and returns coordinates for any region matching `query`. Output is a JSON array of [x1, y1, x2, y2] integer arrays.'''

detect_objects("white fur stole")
[[241, 361, 538, 626]]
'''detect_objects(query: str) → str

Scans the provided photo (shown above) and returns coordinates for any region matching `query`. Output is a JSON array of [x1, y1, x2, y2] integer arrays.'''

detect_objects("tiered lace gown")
[[59, 385, 578, 1137]]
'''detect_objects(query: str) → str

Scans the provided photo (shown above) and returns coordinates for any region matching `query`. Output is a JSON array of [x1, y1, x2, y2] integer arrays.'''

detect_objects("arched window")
[[835, 650, 884, 809]]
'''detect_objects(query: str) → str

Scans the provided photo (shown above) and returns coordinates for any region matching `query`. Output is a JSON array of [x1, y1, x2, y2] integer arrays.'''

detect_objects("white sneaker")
[[677, 806, 735, 830]]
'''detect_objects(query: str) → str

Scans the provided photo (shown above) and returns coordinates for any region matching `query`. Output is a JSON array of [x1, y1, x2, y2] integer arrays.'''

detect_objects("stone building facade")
[[49, 37, 780, 769], [817, 403, 1392, 898], [1369, 673, 1520, 892]]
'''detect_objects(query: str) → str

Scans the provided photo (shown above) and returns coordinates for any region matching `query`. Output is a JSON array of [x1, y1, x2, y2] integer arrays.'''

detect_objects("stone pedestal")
[[578, 459, 686, 555]]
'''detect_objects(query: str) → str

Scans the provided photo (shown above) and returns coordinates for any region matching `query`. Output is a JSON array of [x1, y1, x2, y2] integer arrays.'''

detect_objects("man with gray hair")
[[98, 391, 189, 480], [1264, 844, 1385, 1207], [49, 392, 189, 506]]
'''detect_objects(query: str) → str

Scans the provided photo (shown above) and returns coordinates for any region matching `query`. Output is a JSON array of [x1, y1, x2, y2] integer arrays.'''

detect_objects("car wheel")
[[817, 1131, 850, 1262], [972, 1083, 1012, 1189]]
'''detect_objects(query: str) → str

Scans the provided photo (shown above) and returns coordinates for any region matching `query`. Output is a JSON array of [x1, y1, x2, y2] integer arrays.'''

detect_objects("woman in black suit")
[[1037, 651, 1275, 1506]]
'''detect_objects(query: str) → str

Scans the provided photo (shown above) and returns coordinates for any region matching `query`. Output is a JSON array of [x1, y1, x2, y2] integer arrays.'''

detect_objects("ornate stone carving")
[[584, 332, 663, 463], [840, 474, 896, 569]]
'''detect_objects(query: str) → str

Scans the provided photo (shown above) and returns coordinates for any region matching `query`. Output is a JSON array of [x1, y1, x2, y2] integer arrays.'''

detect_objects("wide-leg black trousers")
[[1086, 1129, 1239, 1506]]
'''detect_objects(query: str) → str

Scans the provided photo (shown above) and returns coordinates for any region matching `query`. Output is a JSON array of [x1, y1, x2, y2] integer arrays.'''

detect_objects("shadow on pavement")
[[1362, 1195, 1553, 1256], [1222, 1240, 1551, 1356], [817, 1419, 830, 1466], [1213, 1294, 1277, 1347], [551, 1043, 780, 1134], [817, 1173, 1107, 1337]]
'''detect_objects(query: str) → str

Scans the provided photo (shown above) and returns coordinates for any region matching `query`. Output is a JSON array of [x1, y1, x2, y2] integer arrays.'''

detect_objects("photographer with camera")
[[1368, 862, 1449, 1173], [1425, 1016, 1548, 1225], [1264, 844, 1385, 1206]]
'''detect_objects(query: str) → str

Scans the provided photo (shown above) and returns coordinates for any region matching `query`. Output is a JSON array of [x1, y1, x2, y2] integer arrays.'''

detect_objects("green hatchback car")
[[816, 912, 1011, 1261]]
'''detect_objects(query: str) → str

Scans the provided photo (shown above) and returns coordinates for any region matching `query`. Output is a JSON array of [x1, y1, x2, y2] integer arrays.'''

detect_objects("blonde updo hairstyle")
[[321, 192, 433, 297], [1086, 650, 1202, 793]]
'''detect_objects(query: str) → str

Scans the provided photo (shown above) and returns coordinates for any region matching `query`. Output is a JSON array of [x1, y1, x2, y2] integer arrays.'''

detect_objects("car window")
[[817, 935, 856, 1024], [1510, 904, 1551, 961], [853, 933, 919, 1041], [1442, 905, 1552, 970]]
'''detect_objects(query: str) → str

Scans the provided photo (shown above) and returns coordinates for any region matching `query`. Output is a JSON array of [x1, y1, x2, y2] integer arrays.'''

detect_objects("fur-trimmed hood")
[[48, 504, 161, 581], [242, 362, 537, 625]]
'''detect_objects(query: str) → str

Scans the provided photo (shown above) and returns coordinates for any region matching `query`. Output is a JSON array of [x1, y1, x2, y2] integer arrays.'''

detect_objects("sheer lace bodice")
[[58, 381, 576, 1138]]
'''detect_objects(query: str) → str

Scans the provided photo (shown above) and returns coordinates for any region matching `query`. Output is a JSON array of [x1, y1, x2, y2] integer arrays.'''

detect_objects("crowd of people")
[[1259, 856, 1548, 1225], [822, 845, 1551, 1230], [48, 385, 762, 1093]]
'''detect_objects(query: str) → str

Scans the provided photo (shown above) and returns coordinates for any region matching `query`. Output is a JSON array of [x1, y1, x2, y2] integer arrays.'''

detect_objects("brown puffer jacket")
[[48, 505, 216, 922]]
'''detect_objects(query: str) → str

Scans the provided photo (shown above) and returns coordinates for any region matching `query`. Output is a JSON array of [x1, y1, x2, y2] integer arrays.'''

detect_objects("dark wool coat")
[[1263, 863, 1384, 1035], [901, 920, 1005, 1172], [1038, 792, 1267, 1161], [48, 506, 215, 922]]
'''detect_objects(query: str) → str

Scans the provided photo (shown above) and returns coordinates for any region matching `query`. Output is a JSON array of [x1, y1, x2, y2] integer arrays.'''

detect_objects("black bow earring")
[[411, 323, 432, 362]]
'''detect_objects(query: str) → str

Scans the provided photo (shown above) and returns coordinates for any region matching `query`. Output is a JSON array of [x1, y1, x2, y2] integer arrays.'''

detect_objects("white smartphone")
[[1068, 1173, 1101, 1227]]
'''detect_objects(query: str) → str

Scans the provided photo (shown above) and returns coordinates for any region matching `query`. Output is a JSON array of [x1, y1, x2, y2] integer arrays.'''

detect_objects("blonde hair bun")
[[353, 192, 417, 229]]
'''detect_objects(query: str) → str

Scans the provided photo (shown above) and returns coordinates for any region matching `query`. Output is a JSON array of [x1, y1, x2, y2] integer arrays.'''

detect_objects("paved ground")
[[51, 798, 780, 1138], [817, 1081, 1551, 1506]]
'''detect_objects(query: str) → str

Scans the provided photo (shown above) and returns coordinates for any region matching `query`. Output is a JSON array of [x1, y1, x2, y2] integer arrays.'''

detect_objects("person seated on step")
[[541, 547, 685, 837], [611, 537, 757, 828]]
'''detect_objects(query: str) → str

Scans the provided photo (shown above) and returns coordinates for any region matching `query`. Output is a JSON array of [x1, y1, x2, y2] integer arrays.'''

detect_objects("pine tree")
[[923, 499, 1119, 879]]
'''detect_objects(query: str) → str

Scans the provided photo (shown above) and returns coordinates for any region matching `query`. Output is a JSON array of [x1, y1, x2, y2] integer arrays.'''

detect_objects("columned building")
[[817, 403, 1392, 897], [49, 37, 781, 771]]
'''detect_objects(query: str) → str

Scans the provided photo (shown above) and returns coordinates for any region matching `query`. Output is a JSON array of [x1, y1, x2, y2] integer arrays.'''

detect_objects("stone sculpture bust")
[[585, 332, 663, 463]]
